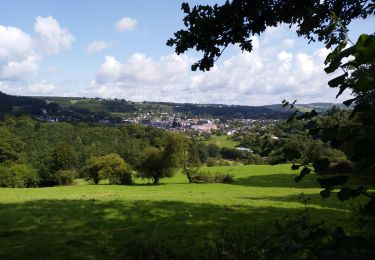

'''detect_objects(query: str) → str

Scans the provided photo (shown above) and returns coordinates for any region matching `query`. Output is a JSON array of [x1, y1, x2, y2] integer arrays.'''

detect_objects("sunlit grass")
[[202, 134, 239, 148], [0, 164, 369, 259]]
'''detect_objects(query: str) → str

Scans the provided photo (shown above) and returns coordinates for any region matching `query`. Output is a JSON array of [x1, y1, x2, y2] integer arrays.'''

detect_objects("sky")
[[0, 0, 373, 105]]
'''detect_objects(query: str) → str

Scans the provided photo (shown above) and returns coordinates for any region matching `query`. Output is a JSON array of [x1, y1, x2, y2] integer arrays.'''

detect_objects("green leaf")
[[320, 189, 331, 198], [354, 34, 375, 63], [337, 187, 353, 201], [291, 164, 302, 170], [294, 176, 302, 182], [328, 73, 347, 88], [317, 175, 349, 189], [343, 98, 356, 107], [300, 167, 311, 177], [287, 111, 296, 123], [283, 148, 302, 161], [313, 158, 330, 173]]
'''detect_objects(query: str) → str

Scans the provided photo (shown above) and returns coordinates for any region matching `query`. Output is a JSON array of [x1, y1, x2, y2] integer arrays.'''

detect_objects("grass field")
[[0, 165, 369, 259], [203, 134, 239, 148]]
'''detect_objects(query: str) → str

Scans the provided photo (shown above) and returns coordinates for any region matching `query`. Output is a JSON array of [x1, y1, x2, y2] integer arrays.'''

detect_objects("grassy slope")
[[203, 134, 239, 148], [0, 165, 367, 259]]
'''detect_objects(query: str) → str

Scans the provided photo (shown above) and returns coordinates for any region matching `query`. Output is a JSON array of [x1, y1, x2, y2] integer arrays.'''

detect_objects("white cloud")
[[0, 81, 57, 96], [0, 16, 73, 85], [28, 82, 56, 94], [282, 38, 295, 48], [115, 17, 137, 32], [0, 26, 40, 80], [90, 36, 351, 105], [87, 41, 111, 53], [0, 56, 40, 80], [34, 16, 75, 54]]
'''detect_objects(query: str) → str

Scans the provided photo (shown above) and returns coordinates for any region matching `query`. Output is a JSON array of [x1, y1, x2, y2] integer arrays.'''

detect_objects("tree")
[[50, 142, 78, 172], [82, 153, 132, 185], [207, 143, 221, 158], [168, 1, 374, 213], [0, 127, 24, 164], [137, 133, 188, 184], [167, 1, 372, 71], [0, 163, 38, 188]]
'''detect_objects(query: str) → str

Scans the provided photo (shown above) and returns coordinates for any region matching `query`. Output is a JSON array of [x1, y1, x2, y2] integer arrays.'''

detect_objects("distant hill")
[[0, 91, 348, 121], [172, 103, 291, 119], [265, 102, 350, 113], [0, 91, 46, 116]]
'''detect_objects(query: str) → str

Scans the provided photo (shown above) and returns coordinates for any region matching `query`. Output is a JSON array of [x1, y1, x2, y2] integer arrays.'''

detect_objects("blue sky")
[[0, 1, 373, 105]]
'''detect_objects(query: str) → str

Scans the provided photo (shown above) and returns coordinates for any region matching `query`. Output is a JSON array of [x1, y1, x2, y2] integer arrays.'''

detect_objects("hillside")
[[0, 91, 346, 122]]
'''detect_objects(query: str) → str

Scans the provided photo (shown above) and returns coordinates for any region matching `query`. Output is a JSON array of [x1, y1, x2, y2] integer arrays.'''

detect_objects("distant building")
[[235, 147, 253, 153], [191, 123, 217, 133]]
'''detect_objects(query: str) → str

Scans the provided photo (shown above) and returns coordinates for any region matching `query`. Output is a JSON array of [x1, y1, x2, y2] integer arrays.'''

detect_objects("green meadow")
[[0, 165, 368, 259], [203, 134, 239, 148]]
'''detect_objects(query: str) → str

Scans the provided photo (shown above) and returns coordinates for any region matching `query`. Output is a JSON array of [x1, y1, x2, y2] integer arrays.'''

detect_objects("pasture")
[[0, 165, 367, 259], [203, 134, 239, 148]]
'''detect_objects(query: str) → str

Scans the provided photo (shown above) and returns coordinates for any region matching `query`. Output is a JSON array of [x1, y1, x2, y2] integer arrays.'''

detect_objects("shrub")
[[188, 170, 233, 184], [52, 169, 77, 185], [206, 157, 218, 167], [82, 153, 132, 185], [0, 164, 38, 188], [109, 170, 133, 185]]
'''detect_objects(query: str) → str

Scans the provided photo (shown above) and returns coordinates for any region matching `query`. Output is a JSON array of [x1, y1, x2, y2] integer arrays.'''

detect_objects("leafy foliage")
[[137, 133, 188, 184], [0, 164, 38, 188], [52, 169, 77, 186], [49, 142, 78, 172], [184, 169, 233, 184], [0, 126, 24, 163], [82, 153, 132, 185], [167, 1, 373, 71]]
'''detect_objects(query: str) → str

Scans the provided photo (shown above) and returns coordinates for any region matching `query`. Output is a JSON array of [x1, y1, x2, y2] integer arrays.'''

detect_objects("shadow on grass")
[[0, 197, 352, 260], [233, 173, 318, 188]]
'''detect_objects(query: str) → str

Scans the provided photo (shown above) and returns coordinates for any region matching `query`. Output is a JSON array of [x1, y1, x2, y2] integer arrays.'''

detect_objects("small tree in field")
[[137, 133, 188, 184], [82, 153, 132, 185]]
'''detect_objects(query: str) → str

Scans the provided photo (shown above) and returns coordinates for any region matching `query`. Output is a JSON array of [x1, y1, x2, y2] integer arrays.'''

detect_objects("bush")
[[109, 170, 133, 185], [52, 169, 77, 185], [82, 153, 132, 185], [0, 164, 38, 188], [206, 157, 218, 167], [188, 170, 233, 184]]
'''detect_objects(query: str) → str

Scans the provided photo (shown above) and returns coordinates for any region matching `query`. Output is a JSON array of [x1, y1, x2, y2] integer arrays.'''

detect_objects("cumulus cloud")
[[115, 17, 137, 32], [90, 35, 351, 105], [87, 41, 111, 53], [0, 81, 57, 96], [0, 16, 73, 85], [27, 82, 56, 94], [34, 16, 75, 54], [0, 25, 40, 80]]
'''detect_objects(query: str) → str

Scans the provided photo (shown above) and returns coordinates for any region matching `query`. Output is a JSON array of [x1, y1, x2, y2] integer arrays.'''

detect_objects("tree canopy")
[[168, 0, 375, 214], [167, 0, 373, 71]]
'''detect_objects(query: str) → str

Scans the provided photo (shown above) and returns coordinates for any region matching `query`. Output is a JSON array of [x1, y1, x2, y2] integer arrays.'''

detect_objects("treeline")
[[187, 142, 264, 166], [0, 116, 186, 187], [233, 108, 352, 172]]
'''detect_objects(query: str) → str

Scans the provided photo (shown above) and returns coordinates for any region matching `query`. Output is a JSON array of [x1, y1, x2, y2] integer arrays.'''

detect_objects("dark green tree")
[[0, 126, 24, 164], [82, 153, 132, 185], [50, 142, 78, 172], [137, 133, 188, 184]]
